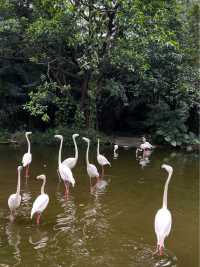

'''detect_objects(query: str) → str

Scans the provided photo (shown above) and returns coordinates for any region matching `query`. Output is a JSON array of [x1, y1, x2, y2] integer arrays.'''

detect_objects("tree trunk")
[[80, 70, 90, 110]]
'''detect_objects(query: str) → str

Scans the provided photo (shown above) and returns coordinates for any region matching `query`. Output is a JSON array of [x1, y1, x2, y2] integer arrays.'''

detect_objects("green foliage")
[[0, 0, 199, 147], [147, 101, 200, 146], [74, 106, 86, 129], [24, 80, 77, 125]]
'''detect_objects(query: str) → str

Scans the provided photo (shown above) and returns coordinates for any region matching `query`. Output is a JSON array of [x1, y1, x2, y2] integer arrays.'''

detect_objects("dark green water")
[[0, 144, 198, 267]]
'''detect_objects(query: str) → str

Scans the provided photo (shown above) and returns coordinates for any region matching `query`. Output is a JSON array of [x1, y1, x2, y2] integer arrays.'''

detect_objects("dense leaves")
[[0, 0, 199, 145]]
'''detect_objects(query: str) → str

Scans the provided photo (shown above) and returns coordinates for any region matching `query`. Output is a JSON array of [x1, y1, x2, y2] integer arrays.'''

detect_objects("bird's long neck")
[[16, 169, 21, 195], [97, 139, 100, 156], [73, 136, 78, 160], [41, 178, 46, 194], [86, 141, 90, 166], [58, 138, 63, 165], [162, 171, 172, 208], [26, 134, 31, 153]]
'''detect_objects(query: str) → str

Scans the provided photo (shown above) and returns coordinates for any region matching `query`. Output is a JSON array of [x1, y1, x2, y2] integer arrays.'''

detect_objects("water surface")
[[0, 144, 198, 267]]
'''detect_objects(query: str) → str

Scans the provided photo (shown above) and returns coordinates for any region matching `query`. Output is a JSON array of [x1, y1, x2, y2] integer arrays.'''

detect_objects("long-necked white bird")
[[83, 137, 100, 191], [62, 133, 79, 169], [8, 166, 23, 220], [31, 174, 49, 225], [54, 135, 75, 199], [22, 131, 32, 177], [97, 139, 111, 177], [154, 164, 173, 256]]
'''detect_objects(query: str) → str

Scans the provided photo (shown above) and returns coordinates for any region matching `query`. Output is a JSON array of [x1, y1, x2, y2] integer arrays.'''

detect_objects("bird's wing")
[[59, 164, 75, 186], [155, 208, 172, 239], [8, 194, 17, 208], [22, 153, 32, 166], [62, 157, 76, 169], [31, 194, 49, 218], [88, 164, 99, 178], [140, 142, 152, 150], [97, 154, 111, 166], [145, 142, 153, 149]]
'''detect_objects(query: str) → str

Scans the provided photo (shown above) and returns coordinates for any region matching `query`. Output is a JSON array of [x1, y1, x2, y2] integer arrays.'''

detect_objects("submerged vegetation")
[[0, 0, 199, 146]]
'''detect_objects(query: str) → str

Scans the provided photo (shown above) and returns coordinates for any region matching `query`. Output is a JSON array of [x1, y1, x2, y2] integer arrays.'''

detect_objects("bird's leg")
[[159, 246, 163, 256], [89, 177, 93, 193], [64, 182, 69, 200], [36, 213, 41, 225], [153, 245, 159, 256], [25, 165, 29, 178], [25, 166, 27, 178], [9, 210, 15, 222], [101, 166, 104, 178], [67, 181, 70, 195], [90, 177, 98, 194]]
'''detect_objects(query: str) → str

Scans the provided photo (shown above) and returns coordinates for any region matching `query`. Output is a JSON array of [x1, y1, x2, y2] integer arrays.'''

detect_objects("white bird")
[[22, 131, 32, 177], [82, 137, 99, 191], [8, 166, 23, 219], [113, 144, 119, 159], [54, 135, 75, 199], [97, 139, 111, 177], [62, 133, 79, 169], [140, 137, 153, 150], [31, 174, 49, 225], [154, 164, 173, 256]]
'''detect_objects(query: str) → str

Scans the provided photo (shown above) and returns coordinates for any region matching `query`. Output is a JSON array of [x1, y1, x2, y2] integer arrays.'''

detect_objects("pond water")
[[0, 144, 198, 267]]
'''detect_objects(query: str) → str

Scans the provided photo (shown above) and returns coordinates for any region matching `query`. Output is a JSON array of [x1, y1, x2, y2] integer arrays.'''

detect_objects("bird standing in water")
[[97, 139, 111, 177], [83, 137, 100, 192], [31, 174, 49, 225], [55, 135, 75, 199], [22, 132, 32, 178], [8, 166, 23, 221], [154, 164, 173, 256]]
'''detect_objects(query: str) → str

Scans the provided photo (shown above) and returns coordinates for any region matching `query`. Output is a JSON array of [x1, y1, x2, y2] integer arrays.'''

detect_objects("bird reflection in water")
[[90, 179, 109, 195], [54, 190, 77, 234], [29, 228, 49, 249], [139, 156, 150, 168], [53, 189, 90, 262], [21, 184, 32, 218], [136, 144, 153, 169], [81, 196, 110, 241], [5, 222, 21, 265]]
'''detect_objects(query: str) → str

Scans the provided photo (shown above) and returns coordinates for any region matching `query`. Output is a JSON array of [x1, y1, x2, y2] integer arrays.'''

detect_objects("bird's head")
[[26, 131, 32, 135], [17, 166, 23, 172], [73, 133, 79, 138], [114, 144, 118, 150], [161, 164, 173, 175], [54, 134, 63, 140], [82, 137, 90, 143], [36, 174, 46, 181]]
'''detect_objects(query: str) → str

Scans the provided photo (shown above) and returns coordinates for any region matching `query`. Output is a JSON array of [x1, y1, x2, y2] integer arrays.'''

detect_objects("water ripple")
[[133, 244, 178, 267]]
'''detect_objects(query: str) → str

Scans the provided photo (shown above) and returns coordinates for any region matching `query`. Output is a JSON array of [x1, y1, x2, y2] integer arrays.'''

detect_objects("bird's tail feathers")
[[71, 178, 75, 187], [30, 209, 35, 219]]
